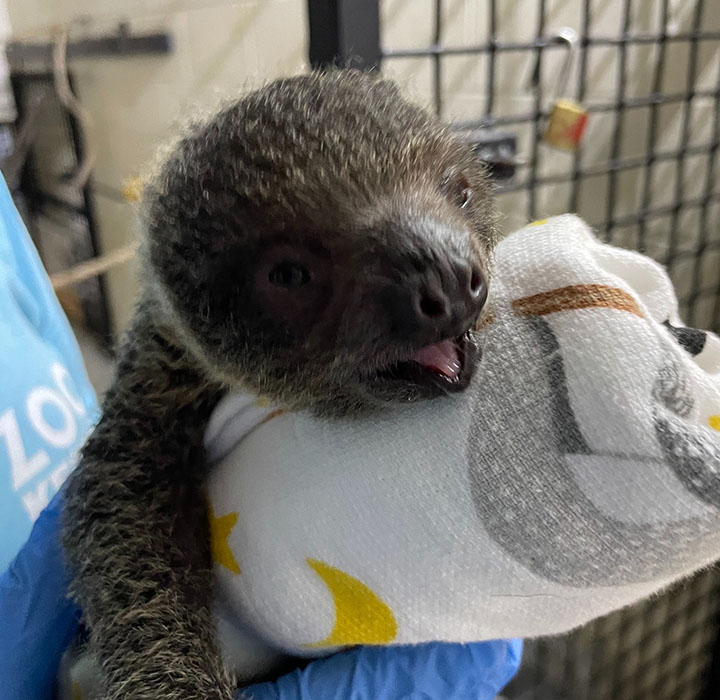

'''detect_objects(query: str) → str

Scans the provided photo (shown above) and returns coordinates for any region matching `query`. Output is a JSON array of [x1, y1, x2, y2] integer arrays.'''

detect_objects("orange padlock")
[[541, 28, 588, 151], [545, 98, 589, 150]]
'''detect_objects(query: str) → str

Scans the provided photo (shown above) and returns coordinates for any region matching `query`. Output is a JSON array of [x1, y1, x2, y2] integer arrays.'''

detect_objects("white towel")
[[204, 214, 720, 679]]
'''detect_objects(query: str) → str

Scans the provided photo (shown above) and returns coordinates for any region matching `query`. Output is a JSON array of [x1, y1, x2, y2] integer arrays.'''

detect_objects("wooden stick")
[[50, 241, 139, 290]]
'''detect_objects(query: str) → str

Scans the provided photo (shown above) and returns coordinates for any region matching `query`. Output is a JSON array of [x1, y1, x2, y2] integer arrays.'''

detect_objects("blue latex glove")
[[0, 490, 81, 700], [0, 490, 522, 700], [241, 639, 522, 700]]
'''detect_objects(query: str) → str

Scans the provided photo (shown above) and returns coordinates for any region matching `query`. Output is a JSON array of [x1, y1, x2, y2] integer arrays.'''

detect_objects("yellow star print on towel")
[[209, 508, 241, 574]]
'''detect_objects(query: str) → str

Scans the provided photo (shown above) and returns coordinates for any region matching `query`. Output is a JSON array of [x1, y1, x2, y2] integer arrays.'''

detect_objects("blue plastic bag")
[[0, 175, 98, 571]]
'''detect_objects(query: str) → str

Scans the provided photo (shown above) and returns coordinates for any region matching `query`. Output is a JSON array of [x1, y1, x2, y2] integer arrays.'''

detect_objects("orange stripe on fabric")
[[512, 284, 643, 318]]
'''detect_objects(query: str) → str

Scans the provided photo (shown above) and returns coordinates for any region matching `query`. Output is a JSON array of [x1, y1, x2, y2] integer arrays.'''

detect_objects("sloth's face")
[[147, 72, 496, 415], [241, 192, 490, 411]]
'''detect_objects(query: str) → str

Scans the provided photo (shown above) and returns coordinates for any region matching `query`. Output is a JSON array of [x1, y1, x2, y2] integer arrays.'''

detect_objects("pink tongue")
[[411, 339, 461, 379]]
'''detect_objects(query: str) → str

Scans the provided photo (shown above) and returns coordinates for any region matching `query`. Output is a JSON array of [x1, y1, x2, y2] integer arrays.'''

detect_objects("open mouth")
[[374, 329, 480, 395]]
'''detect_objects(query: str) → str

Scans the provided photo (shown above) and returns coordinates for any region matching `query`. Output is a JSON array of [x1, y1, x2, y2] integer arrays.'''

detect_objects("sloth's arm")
[[62, 300, 233, 700]]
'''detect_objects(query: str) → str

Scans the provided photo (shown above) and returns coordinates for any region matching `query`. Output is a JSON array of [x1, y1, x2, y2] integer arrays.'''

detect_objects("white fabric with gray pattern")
[[172, 215, 720, 681]]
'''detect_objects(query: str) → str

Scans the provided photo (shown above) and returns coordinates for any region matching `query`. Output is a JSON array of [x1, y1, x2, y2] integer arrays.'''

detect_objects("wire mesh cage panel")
[[501, 569, 720, 700], [379, 0, 720, 333], [361, 1, 720, 698]]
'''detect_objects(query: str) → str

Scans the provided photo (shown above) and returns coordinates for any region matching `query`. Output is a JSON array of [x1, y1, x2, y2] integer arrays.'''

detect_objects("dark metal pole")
[[307, 0, 381, 70]]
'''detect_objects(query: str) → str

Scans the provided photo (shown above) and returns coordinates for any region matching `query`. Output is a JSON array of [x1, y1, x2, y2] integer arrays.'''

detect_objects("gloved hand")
[[0, 490, 80, 700], [0, 492, 522, 700], [241, 638, 522, 700]]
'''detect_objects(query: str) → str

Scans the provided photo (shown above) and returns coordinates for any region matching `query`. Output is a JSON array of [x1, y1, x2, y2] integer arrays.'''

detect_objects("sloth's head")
[[145, 70, 496, 415]]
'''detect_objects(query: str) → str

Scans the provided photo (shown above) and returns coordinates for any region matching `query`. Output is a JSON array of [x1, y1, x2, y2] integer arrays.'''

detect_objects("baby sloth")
[[63, 70, 496, 699]]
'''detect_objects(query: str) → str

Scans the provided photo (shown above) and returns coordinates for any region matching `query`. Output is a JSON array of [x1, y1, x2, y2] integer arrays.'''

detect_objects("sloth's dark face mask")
[[174, 183, 492, 414]]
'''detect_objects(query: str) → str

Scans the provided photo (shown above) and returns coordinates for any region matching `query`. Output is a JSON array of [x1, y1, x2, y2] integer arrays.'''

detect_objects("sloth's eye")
[[441, 172, 472, 209], [268, 261, 311, 288]]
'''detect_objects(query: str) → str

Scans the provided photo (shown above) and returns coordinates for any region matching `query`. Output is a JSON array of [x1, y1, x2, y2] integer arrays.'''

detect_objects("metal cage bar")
[[308, 0, 381, 69]]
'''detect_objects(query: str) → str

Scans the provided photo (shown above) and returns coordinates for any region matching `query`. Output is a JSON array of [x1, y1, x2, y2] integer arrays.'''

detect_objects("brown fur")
[[62, 70, 496, 699]]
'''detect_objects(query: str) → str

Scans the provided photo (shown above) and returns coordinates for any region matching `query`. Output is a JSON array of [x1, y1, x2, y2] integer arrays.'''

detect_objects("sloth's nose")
[[383, 256, 488, 343]]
